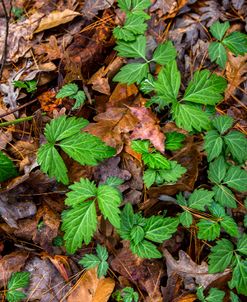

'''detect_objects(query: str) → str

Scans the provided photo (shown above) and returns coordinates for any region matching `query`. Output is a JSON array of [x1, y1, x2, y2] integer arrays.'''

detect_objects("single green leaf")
[[113, 63, 149, 84], [229, 259, 247, 296], [212, 185, 237, 208], [113, 26, 136, 41], [183, 70, 227, 105], [222, 32, 247, 55], [179, 211, 193, 228], [142, 152, 171, 169], [208, 202, 226, 218], [131, 140, 149, 154], [210, 21, 230, 40], [143, 169, 157, 188], [61, 201, 97, 253], [104, 176, 124, 187], [79, 254, 101, 269], [119, 203, 135, 240], [224, 130, 247, 164], [157, 161, 186, 183], [56, 83, 78, 98], [204, 130, 223, 162], [59, 132, 116, 166], [97, 260, 109, 278], [208, 156, 227, 183], [197, 219, 220, 241], [172, 102, 211, 132], [206, 287, 225, 302], [115, 35, 146, 59], [25, 80, 37, 93], [130, 240, 162, 258], [208, 238, 234, 273], [208, 42, 227, 68], [152, 41, 177, 65], [123, 14, 147, 35], [130, 225, 145, 244], [237, 234, 247, 256], [65, 178, 97, 207], [165, 132, 185, 151], [223, 165, 247, 192], [144, 216, 178, 243], [72, 90, 86, 110], [6, 290, 26, 302], [220, 215, 239, 237], [0, 151, 18, 182], [230, 291, 240, 302], [44, 115, 89, 143], [188, 189, 214, 211], [154, 60, 181, 103], [212, 115, 234, 134], [37, 143, 69, 185], [97, 185, 122, 228], [96, 244, 108, 261]]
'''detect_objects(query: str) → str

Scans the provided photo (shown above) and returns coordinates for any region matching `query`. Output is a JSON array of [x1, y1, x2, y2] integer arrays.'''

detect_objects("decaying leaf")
[[82, 0, 115, 20], [67, 268, 115, 302]]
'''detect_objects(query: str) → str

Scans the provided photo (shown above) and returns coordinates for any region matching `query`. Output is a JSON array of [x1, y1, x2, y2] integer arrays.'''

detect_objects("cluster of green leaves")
[[37, 115, 115, 185], [6, 272, 30, 302], [119, 203, 179, 258], [112, 287, 139, 302], [79, 244, 109, 278], [61, 177, 123, 254], [131, 138, 186, 188], [208, 234, 247, 295], [0, 150, 18, 182], [13, 80, 37, 93], [208, 21, 247, 68], [196, 286, 225, 302], [56, 83, 86, 110]]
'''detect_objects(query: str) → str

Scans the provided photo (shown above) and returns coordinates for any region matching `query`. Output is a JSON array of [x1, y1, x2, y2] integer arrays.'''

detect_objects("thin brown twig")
[[0, 98, 38, 119], [0, 0, 12, 80]]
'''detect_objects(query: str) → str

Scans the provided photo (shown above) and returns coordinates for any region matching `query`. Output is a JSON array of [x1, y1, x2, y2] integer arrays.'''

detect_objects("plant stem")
[[0, 113, 46, 127]]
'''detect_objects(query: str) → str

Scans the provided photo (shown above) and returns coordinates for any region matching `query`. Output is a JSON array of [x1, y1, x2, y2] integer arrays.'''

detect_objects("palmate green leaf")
[[172, 102, 211, 132], [0, 151, 18, 182], [183, 70, 227, 105], [56, 83, 78, 98], [130, 225, 145, 244], [144, 216, 178, 243], [223, 166, 247, 192], [142, 152, 171, 169], [204, 130, 223, 162], [197, 219, 220, 241], [113, 63, 149, 84], [210, 21, 230, 41], [208, 42, 227, 68], [119, 203, 135, 240], [208, 238, 234, 273], [59, 132, 116, 166], [154, 60, 181, 103], [206, 288, 225, 302], [237, 234, 247, 256], [165, 132, 185, 151], [124, 14, 147, 35], [152, 41, 177, 65], [179, 211, 193, 228], [97, 185, 122, 228], [224, 131, 247, 164], [61, 201, 97, 253], [130, 240, 162, 258], [6, 272, 30, 302], [114, 35, 146, 59], [37, 143, 69, 185], [229, 258, 247, 296], [131, 139, 149, 154], [220, 216, 239, 237], [212, 185, 237, 208], [222, 32, 247, 55], [113, 26, 135, 41], [188, 189, 214, 211], [44, 115, 89, 143], [212, 115, 234, 134], [72, 90, 86, 110], [143, 169, 156, 188], [65, 178, 97, 207], [208, 156, 227, 184]]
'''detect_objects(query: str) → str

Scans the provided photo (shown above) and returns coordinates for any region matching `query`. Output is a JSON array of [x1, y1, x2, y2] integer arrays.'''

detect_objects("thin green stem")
[[0, 113, 46, 127]]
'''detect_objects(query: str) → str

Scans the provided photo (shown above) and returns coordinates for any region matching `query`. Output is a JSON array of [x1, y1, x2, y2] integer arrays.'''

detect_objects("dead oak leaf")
[[129, 106, 165, 153]]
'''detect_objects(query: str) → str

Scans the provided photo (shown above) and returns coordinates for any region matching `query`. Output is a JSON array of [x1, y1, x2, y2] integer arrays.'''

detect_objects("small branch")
[[0, 113, 46, 127]]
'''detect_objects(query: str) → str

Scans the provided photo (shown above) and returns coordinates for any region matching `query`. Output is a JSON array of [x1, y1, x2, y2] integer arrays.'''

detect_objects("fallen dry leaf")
[[82, 0, 114, 20], [107, 83, 139, 108], [67, 268, 115, 302]]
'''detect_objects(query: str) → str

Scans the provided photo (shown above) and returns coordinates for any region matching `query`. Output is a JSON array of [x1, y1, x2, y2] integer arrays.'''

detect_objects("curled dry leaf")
[[82, 0, 114, 20], [67, 268, 115, 302], [34, 9, 80, 33]]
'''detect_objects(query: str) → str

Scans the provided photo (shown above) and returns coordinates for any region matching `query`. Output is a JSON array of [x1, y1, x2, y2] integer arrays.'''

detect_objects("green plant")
[[13, 80, 37, 93], [0, 151, 18, 182], [196, 286, 225, 302], [61, 177, 123, 254], [79, 244, 109, 278], [5, 272, 30, 302], [113, 287, 139, 302], [208, 21, 247, 68], [37, 115, 115, 184], [12, 7, 24, 19], [131, 139, 186, 188], [208, 234, 247, 295], [118, 203, 178, 258], [56, 83, 86, 110]]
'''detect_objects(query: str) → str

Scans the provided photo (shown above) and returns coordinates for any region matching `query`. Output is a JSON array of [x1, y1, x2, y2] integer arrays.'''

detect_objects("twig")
[[0, 112, 46, 127], [0, 0, 12, 80], [0, 98, 38, 118]]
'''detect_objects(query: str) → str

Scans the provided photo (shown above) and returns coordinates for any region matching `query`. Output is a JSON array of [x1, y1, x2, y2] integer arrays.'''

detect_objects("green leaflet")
[[222, 32, 247, 56], [165, 132, 185, 151], [212, 185, 237, 208], [208, 42, 227, 68], [56, 83, 86, 109], [131, 139, 150, 154], [224, 131, 247, 164], [223, 166, 247, 192], [237, 234, 247, 256], [115, 35, 146, 59], [188, 189, 214, 211], [152, 41, 177, 65], [0, 151, 18, 182], [229, 258, 247, 296], [130, 240, 162, 258], [113, 63, 149, 84], [142, 152, 171, 169], [210, 21, 230, 41], [208, 156, 227, 184], [197, 219, 220, 241], [6, 272, 30, 302], [13, 79, 37, 93], [212, 115, 234, 134], [179, 211, 193, 228], [197, 287, 225, 302]]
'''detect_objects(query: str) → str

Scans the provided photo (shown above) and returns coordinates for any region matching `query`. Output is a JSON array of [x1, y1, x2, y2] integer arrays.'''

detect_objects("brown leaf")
[[34, 35, 62, 61], [34, 9, 80, 33], [0, 251, 29, 287], [163, 249, 230, 290], [82, 0, 114, 20], [67, 268, 115, 302], [129, 106, 165, 153], [108, 83, 139, 108]]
